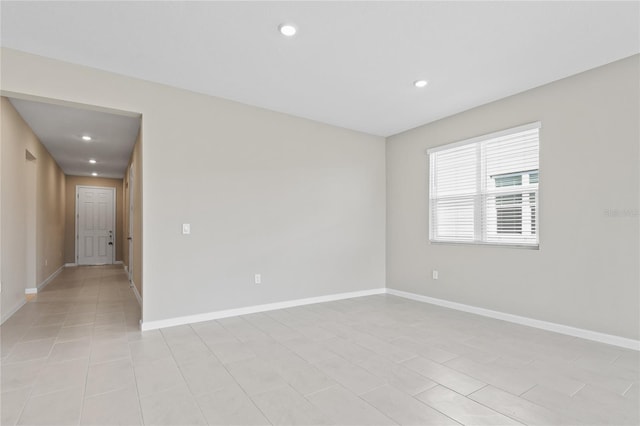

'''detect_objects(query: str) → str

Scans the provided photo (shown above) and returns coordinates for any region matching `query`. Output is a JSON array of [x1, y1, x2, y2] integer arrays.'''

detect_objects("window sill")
[[429, 240, 540, 250]]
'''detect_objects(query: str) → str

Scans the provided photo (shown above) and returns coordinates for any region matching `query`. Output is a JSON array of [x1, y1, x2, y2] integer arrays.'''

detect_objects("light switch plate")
[[182, 224, 191, 235]]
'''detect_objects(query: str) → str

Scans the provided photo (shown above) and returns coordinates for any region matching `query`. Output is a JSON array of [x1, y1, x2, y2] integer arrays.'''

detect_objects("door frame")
[[25, 150, 37, 291], [128, 163, 134, 282], [75, 185, 116, 265]]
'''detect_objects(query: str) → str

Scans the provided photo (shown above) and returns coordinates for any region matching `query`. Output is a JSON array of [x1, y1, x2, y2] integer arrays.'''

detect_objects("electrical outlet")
[[182, 224, 191, 235], [432, 270, 439, 280], [254, 274, 261, 284]]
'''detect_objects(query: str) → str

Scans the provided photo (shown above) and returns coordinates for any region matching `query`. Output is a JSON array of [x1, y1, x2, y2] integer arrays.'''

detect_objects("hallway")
[[1, 265, 141, 424]]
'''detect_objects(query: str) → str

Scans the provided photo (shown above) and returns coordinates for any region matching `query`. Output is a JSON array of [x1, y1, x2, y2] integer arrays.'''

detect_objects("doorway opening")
[[128, 163, 135, 282], [25, 150, 37, 293], [3, 91, 143, 326]]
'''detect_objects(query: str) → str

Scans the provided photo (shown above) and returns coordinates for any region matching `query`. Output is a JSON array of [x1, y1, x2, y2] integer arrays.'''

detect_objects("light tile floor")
[[1, 265, 639, 425]]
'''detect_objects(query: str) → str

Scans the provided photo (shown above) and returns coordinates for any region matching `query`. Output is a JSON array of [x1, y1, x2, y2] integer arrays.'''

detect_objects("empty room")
[[0, 2, 638, 425]]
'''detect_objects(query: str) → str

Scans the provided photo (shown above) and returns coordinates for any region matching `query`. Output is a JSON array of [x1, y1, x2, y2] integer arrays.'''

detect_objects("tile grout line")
[[517, 382, 538, 397], [112, 275, 145, 425], [187, 321, 276, 425], [621, 382, 635, 397], [461, 384, 537, 425], [569, 382, 587, 397], [208, 309, 390, 425], [412, 384, 477, 426], [303, 382, 401, 426], [160, 326, 212, 425], [78, 268, 104, 425], [269, 304, 401, 425], [428, 383, 532, 425], [10, 376, 37, 426]]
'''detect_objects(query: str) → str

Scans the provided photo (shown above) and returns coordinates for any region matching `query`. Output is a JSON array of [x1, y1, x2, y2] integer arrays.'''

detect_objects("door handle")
[[127, 237, 133, 240], [108, 242, 113, 246]]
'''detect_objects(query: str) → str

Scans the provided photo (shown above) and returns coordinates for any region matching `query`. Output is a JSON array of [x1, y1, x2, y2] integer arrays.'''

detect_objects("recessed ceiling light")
[[278, 23, 297, 37], [414, 80, 429, 88], [91, 172, 98, 176], [82, 135, 92, 141], [89, 159, 97, 164]]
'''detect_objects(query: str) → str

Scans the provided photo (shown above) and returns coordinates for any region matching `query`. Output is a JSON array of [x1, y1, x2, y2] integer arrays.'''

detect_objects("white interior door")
[[77, 186, 115, 265]]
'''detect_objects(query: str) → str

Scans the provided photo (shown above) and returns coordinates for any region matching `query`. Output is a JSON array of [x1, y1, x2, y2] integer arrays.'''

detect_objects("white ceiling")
[[9, 98, 140, 179], [1, 2, 639, 137]]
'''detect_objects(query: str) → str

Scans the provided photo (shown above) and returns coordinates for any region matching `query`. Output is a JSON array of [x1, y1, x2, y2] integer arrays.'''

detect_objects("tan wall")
[[123, 129, 142, 297], [0, 99, 2, 318], [64, 176, 124, 264], [1, 96, 65, 321], [37, 140, 66, 284], [1, 97, 28, 319], [386, 55, 640, 340]]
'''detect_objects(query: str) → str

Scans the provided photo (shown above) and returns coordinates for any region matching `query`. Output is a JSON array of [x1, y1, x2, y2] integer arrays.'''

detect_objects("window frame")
[[427, 122, 541, 249]]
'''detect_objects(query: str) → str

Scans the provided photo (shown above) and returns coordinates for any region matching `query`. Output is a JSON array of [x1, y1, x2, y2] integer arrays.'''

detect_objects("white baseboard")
[[386, 288, 640, 351], [24, 265, 64, 295], [130, 280, 142, 307], [141, 288, 386, 331], [66, 262, 124, 267], [1, 298, 26, 324], [38, 265, 63, 292]]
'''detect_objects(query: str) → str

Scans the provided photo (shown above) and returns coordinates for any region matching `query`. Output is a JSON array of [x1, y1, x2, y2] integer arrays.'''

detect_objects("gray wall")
[[1, 48, 386, 324], [387, 55, 640, 340]]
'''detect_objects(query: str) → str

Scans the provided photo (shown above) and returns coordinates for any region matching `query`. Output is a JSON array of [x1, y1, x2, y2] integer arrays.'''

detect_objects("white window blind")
[[428, 122, 540, 247]]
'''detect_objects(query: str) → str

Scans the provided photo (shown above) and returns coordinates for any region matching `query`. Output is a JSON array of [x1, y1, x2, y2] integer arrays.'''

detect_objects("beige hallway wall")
[[36, 138, 65, 285], [64, 175, 124, 264], [386, 55, 640, 340], [1, 96, 65, 321], [1, 97, 28, 320]]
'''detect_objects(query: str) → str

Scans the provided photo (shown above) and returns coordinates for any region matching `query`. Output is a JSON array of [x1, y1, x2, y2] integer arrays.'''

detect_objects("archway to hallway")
[[0, 93, 143, 335]]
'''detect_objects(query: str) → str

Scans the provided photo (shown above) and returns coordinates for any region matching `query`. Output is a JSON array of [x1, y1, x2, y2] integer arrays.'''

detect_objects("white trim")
[[65, 263, 77, 267], [141, 288, 386, 331], [130, 280, 142, 307], [38, 265, 63, 292], [1, 298, 26, 324], [0, 90, 142, 118], [429, 241, 539, 250], [114, 260, 123, 265], [385, 288, 640, 351], [127, 161, 135, 283], [426, 121, 542, 154], [24, 265, 64, 295]]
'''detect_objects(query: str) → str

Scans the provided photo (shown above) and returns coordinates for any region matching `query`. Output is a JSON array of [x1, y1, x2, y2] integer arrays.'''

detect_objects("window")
[[428, 122, 540, 247], [493, 170, 539, 236]]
